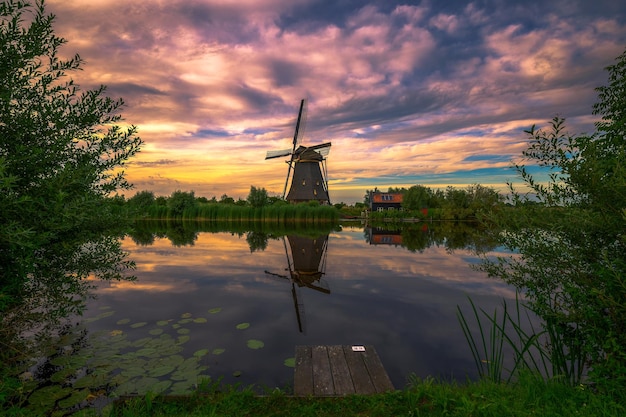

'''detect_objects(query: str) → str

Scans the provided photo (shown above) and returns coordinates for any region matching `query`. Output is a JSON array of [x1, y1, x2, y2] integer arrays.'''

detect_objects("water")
[[79, 223, 517, 394]]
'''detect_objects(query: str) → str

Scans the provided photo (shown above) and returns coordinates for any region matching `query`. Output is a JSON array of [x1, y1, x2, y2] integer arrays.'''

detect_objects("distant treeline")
[[114, 183, 506, 222], [115, 188, 339, 223], [360, 183, 504, 221]]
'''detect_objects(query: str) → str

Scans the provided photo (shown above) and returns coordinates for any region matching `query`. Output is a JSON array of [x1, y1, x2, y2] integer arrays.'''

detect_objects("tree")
[[483, 47, 626, 394], [128, 191, 155, 210], [402, 185, 431, 210], [167, 190, 196, 217], [1, 0, 142, 310], [247, 186, 268, 208]]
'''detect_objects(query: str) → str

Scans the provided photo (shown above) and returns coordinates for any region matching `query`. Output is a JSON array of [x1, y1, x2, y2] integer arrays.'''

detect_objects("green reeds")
[[137, 203, 339, 224], [457, 294, 556, 384]]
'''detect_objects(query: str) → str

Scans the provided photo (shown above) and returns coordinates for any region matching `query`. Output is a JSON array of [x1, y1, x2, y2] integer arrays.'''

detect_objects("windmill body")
[[265, 100, 331, 205]]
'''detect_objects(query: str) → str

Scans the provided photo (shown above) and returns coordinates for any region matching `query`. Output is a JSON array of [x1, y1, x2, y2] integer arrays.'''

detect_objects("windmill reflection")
[[265, 234, 330, 333]]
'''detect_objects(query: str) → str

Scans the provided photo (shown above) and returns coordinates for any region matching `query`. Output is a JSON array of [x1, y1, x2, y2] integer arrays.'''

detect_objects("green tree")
[[247, 186, 269, 208], [402, 185, 432, 210], [1, 0, 142, 310], [483, 48, 626, 395], [127, 190, 155, 211], [167, 190, 196, 217]]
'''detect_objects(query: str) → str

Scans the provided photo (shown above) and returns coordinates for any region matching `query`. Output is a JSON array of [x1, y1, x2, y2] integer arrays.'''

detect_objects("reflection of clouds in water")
[[83, 228, 528, 389]]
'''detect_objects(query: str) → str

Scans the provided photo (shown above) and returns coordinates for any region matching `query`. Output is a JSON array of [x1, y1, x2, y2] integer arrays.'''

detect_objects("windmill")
[[265, 99, 332, 204], [265, 234, 330, 333]]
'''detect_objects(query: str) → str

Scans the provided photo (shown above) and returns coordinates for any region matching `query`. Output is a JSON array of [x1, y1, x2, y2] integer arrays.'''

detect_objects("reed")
[[457, 294, 561, 384], [137, 202, 339, 223]]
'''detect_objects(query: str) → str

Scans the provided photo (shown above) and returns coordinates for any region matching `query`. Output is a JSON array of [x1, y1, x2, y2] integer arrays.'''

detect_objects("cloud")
[[43, 0, 626, 202]]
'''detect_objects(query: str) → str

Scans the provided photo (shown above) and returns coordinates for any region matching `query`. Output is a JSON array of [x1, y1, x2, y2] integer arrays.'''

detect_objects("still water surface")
[[81, 223, 517, 393]]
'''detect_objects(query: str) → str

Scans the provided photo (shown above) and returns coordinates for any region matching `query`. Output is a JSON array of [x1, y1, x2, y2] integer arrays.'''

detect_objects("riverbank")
[[98, 373, 624, 417]]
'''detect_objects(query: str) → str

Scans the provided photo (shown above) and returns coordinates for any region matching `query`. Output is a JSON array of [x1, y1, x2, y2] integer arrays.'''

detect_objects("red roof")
[[371, 193, 403, 203]]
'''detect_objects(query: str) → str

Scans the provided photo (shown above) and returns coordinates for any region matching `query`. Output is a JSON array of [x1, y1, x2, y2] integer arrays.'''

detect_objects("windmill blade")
[[265, 148, 293, 159], [309, 142, 331, 158], [294, 99, 307, 148], [292, 99, 307, 148]]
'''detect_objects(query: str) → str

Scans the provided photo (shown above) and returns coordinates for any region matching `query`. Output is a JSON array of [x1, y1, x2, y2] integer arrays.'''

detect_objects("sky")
[[45, 0, 626, 204]]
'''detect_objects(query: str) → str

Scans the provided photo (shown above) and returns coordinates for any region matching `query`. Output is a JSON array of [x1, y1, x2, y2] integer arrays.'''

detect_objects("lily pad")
[[73, 373, 108, 389], [96, 310, 115, 319], [148, 364, 176, 378], [178, 318, 193, 324], [181, 313, 192, 319], [246, 339, 264, 350], [149, 328, 164, 336], [58, 388, 89, 409], [208, 307, 222, 314], [284, 357, 296, 368], [170, 380, 196, 395], [193, 317, 207, 323], [193, 349, 209, 357], [212, 348, 225, 355], [132, 337, 152, 347], [117, 318, 131, 325], [176, 335, 190, 345], [156, 320, 170, 326], [28, 385, 72, 406], [50, 368, 75, 383], [136, 347, 158, 357], [236, 322, 250, 330], [130, 322, 148, 328], [177, 328, 190, 335], [233, 371, 242, 377]]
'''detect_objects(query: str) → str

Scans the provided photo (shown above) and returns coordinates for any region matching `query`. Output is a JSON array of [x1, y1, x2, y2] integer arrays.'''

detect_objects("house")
[[369, 191, 403, 212]]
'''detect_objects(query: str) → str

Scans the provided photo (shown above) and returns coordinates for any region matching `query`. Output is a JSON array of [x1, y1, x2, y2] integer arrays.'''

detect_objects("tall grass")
[[138, 202, 339, 224], [457, 294, 586, 385]]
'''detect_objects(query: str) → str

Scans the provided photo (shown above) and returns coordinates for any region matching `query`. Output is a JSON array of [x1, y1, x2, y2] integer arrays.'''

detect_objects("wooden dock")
[[294, 345, 394, 396]]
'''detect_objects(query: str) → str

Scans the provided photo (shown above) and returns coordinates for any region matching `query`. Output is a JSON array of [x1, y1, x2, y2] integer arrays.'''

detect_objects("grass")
[[65, 373, 625, 417]]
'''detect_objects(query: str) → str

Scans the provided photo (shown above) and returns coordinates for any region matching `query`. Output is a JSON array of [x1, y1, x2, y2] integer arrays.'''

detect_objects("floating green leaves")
[[232, 371, 242, 377], [130, 322, 148, 328], [208, 307, 222, 314], [246, 340, 264, 350], [212, 348, 226, 355], [235, 322, 250, 330], [283, 357, 296, 368], [193, 317, 207, 323], [193, 349, 209, 358], [156, 320, 170, 326], [148, 328, 164, 336], [177, 328, 190, 335], [181, 312, 192, 318], [116, 318, 131, 325]]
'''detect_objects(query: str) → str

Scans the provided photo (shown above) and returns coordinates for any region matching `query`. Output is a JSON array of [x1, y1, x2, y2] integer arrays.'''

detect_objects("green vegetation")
[[77, 374, 623, 417], [0, 0, 141, 311], [124, 189, 340, 224], [475, 47, 626, 400], [1, 0, 140, 412], [3, 0, 626, 415], [365, 184, 503, 221]]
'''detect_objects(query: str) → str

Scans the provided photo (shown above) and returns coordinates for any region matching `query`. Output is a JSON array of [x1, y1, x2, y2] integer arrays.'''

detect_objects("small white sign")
[[351, 345, 366, 352]]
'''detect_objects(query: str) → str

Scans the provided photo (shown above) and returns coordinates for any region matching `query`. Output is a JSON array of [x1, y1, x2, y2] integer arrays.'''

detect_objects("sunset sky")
[[46, 0, 626, 204]]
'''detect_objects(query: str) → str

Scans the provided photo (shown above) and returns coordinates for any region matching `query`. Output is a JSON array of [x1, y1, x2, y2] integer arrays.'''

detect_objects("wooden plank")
[[361, 345, 395, 392], [294, 346, 313, 396], [328, 345, 355, 395], [342, 345, 376, 394], [312, 346, 334, 396]]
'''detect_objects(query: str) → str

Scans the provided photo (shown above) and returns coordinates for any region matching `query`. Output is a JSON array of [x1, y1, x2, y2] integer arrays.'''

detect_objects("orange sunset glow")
[[47, 0, 626, 204]]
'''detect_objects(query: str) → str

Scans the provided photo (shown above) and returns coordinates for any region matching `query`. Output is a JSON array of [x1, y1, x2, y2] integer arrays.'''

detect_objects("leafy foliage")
[[483, 47, 626, 397], [0, 0, 141, 309]]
